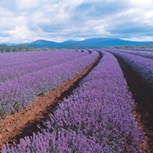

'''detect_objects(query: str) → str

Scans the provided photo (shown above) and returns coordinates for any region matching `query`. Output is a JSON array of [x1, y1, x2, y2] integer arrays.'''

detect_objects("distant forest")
[[0, 44, 51, 53], [0, 44, 153, 53]]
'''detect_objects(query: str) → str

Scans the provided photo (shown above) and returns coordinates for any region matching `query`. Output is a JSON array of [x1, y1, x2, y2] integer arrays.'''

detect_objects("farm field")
[[0, 49, 153, 153]]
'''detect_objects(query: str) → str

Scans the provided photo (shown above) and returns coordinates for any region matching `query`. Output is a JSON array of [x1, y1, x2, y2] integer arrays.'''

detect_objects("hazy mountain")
[[25, 39, 80, 48], [3, 38, 153, 48]]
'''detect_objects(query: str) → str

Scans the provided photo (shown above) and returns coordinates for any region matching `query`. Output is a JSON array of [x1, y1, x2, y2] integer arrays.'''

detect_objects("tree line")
[[0, 44, 51, 53]]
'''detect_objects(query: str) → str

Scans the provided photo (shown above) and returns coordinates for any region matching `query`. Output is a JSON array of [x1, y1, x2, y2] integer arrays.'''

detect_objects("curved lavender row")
[[126, 51, 153, 59], [0, 51, 98, 118], [0, 50, 78, 69], [109, 48, 153, 60], [0, 51, 55, 67], [0, 50, 74, 64], [109, 50, 153, 88], [3, 51, 145, 152], [0, 51, 88, 83], [3, 129, 103, 153]]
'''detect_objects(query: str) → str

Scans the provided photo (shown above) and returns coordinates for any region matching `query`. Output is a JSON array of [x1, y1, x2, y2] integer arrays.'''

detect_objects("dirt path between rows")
[[0, 54, 101, 150], [116, 55, 152, 153]]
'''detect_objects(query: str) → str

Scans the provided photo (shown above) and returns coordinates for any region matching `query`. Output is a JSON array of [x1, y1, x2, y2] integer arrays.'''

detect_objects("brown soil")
[[0, 55, 101, 150]]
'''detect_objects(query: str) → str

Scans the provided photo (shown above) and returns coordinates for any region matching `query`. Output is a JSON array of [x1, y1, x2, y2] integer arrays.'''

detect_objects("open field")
[[0, 49, 153, 153]]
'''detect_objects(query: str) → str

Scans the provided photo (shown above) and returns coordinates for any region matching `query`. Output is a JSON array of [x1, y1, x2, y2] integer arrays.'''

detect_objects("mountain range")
[[2, 38, 153, 48]]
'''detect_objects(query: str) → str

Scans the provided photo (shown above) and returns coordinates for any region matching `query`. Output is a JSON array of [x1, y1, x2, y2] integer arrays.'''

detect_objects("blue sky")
[[0, 0, 153, 43]]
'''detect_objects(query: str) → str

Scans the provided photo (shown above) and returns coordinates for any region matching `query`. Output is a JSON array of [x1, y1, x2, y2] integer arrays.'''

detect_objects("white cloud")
[[10, 25, 32, 41], [130, 0, 153, 7], [0, 0, 153, 43], [123, 36, 153, 42], [0, 7, 12, 17], [15, 0, 41, 11]]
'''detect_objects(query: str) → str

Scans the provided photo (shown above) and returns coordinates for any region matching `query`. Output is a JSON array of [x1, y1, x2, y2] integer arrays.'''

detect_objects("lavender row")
[[109, 48, 153, 60], [127, 51, 153, 59], [0, 50, 78, 69], [0, 51, 88, 83], [0, 50, 73, 64], [3, 129, 103, 153], [0, 51, 98, 119], [110, 50, 153, 88], [3, 51, 145, 152]]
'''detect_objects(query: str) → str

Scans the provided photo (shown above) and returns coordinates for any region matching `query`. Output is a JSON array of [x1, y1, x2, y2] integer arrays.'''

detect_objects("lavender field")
[[0, 49, 153, 152], [0, 50, 99, 118]]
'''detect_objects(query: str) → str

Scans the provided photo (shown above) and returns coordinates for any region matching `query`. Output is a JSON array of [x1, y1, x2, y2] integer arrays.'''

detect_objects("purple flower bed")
[[2, 51, 145, 153], [109, 50, 153, 88], [0, 51, 88, 82], [108, 48, 153, 60], [0, 50, 79, 69], [3, 129, 104, 153], [0, 51, 98, 118], [125, 51, 153, 59]]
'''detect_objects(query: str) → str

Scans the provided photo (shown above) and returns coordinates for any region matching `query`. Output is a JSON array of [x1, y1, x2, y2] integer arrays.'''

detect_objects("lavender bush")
[[2, 51, 145, 153], [0, 51, 98, 118], [109, 48, 153, 60], [125, 51, 153, 59], [0, 50, 79, 69], [109, 50, 153, 88], [0, 51, 88, 82]]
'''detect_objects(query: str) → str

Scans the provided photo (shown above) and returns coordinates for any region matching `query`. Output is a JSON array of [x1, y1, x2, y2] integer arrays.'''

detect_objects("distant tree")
[[0, 45, 52, 53]]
